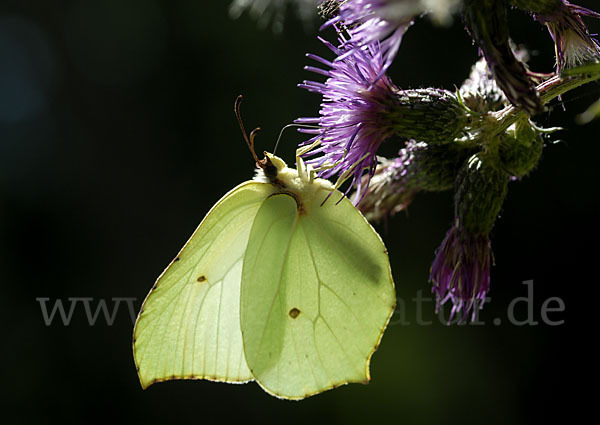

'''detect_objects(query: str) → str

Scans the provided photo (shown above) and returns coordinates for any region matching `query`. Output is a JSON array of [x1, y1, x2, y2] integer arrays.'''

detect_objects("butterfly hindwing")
[[240, 188, 396, 399]]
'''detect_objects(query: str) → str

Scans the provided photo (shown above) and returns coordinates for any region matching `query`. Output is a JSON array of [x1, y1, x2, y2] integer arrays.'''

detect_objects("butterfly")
[[133, 97, 396, 399]]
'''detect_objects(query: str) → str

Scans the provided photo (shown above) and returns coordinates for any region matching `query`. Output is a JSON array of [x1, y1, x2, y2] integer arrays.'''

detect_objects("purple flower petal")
[[297, 38, 400, 203], [536, 1, 600, 71], [324, 0, 414, 76], [430, 225, 491, 323]]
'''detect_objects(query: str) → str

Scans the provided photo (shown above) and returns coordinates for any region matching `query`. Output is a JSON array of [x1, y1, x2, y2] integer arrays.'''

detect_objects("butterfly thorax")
[[253, 153, 334, 215]]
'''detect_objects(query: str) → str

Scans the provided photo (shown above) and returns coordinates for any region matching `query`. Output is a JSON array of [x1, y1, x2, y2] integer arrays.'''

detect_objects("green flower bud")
[[497, 119, 544, 177], [430, 152, 509, 321], [410, 142, 479, 191], [358, 140, 477, 221], [460, 57, 508, 113], [455, 153, 509, 235], [388, 88, 471, 144]]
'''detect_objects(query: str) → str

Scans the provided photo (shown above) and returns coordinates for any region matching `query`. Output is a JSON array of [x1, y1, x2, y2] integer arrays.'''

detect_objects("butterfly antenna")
[[235, 95, 260, 164], [249, 127, 261, 155], [273, 123, 321, 156]]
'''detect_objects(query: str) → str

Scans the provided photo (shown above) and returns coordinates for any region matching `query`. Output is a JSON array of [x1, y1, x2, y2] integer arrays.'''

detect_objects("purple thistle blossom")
[[535, 2, 600, 71], [358, 144, 421, 221], [322, 0, 414, 75], [429, 152, 508, 323], [430, 225, 491, 323], [297, 37, 400, 203]]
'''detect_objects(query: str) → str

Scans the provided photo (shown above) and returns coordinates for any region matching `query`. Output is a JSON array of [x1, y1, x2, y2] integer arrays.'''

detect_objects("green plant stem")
[[491, 67, 600, 134]]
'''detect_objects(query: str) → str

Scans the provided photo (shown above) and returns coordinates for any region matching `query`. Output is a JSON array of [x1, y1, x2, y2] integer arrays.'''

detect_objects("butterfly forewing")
[[133, 182, 275, 388]]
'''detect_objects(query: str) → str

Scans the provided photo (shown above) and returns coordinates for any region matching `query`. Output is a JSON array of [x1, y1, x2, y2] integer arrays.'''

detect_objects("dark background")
[[1, 1, 598, 424]]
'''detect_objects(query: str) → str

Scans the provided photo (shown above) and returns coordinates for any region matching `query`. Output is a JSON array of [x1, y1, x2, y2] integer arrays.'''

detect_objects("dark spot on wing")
[[174, 257, 180, 262], [289, 308, 300, 319], [197, 275, 207, 283]]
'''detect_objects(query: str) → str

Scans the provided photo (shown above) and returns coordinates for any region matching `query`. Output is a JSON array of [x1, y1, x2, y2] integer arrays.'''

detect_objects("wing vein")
[[251, 213, 299, 359], [307, 216, 390, 305]]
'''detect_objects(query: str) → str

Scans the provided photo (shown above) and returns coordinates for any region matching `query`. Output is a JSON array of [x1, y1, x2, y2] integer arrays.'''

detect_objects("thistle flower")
[[460, 57, 509, 113], [322, 0, 415, 74], [462, 0, 541, 115], [508, 1, 600, 71], [497, 119, 544, 177], [357, 142, 423, 221], [297, 38, 401, 202], [536, 2, 600, 71], [430, 225, 492, 322], [297, 37, 472, 202], [430, 153, 509, 322], [358, 140, 476, 221]]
